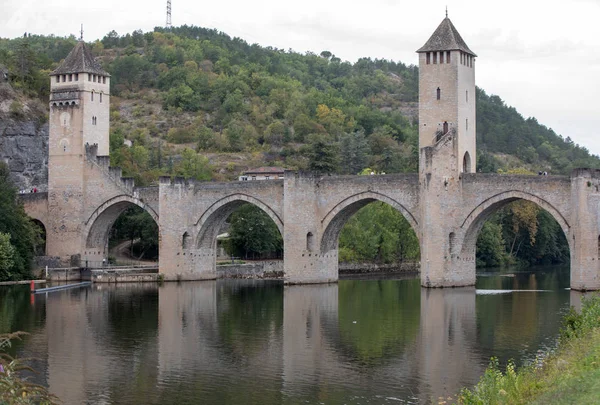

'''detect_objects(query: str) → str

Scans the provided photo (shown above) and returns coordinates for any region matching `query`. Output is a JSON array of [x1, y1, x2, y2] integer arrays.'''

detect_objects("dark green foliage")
[[339, 202, 419, 263], [305, 134, 339, 174], [339, 130, 370, 175], [476, 203, 570, 268], [227, 205, 282, 259], [476, 221, 508, 267], [0, 163, 40, 281], [110, 206, 159, 260], [477, 88, 600, 174]]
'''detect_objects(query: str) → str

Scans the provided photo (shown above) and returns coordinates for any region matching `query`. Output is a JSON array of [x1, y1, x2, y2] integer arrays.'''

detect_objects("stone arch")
[[320, 191, 419, 254], [194, 194, 283, 250], [83, 194, 159, 251], [458, 190, 572, 260], [30, 218, 47, 256]]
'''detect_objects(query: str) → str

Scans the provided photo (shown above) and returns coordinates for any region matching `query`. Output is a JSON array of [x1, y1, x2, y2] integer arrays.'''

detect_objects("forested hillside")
[[1, 26, 598, 269]]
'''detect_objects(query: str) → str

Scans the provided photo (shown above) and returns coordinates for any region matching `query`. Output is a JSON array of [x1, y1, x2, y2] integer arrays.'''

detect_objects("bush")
[[1, 332, 59, 404], [9, 101, 25, 120]]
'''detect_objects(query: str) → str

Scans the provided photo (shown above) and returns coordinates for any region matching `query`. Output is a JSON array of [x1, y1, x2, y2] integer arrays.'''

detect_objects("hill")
[[2, 25, 598, 188]]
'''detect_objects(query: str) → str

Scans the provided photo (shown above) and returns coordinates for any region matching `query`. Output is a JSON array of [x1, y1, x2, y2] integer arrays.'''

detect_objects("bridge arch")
[[320, 191, 419, 254], [458, 190, 572, 259], [84, 194, 159, 252], [193, 193, 283, 250]]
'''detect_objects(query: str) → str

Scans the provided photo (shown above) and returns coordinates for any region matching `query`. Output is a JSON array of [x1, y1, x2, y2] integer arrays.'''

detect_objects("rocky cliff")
[[0, 118, 48, 192], [0, 83, 48, 192]]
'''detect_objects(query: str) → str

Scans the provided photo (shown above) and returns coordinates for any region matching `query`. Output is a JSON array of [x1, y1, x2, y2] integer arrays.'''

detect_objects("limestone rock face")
[[0, 118, 48, 191]]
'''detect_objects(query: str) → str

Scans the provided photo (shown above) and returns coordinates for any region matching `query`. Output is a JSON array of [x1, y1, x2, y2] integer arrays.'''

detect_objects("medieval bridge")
[[22, 148, 600, 291], [19, 16, 600, 290]]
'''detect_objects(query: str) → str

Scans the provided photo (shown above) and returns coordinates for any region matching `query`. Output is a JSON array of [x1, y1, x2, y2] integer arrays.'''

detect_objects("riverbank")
[[458, 293, 600, 404]]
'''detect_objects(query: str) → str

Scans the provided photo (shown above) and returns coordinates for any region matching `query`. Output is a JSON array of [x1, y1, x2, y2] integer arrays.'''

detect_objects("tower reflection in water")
[[17, 276, 573, 404]]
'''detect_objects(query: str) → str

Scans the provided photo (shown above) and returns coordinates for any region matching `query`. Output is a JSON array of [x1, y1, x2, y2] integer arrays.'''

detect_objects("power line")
[[166, 0, 172, 28]]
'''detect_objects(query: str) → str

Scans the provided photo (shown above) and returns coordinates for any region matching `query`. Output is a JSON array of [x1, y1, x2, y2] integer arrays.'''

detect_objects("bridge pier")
[[570, 169, 600, 291], [283, 173, 337, 284]]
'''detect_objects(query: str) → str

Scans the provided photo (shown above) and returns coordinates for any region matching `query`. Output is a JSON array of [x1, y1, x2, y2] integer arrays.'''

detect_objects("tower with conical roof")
[[417, 15, 476, 174], [47, 40, 111, 259], [417, 16, 478, 287]]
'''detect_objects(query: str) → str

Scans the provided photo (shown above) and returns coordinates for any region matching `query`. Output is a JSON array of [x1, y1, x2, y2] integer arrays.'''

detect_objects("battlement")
[[571, 168, 600, 179], [84, 143, 136, 194]]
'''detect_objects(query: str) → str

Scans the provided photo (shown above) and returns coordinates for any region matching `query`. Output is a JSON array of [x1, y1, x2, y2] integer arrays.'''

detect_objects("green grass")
[[459, 294, 600, 404]]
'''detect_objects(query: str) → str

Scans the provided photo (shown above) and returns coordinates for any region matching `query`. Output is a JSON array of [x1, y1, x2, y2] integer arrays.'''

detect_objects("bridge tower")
[[47, 40, 110, 263], [417, 16, 477, 287]]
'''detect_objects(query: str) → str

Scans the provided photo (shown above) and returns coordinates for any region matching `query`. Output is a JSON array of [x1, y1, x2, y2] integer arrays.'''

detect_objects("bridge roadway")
[[20, 151, 600, 289]]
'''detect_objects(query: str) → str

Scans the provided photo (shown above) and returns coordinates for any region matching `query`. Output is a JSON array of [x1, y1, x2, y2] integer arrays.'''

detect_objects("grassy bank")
[[459, 294, 600, 404]]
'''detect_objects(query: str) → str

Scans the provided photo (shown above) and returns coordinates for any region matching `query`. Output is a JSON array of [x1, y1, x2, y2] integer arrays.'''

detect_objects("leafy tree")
[[175, 148, 212, 181], [476, 221, 508, 267], [0, 233, 16, 278], [0, 163, 40, 281], [305, 134, 339, 174], [339, 130, 370, 175], [110, 206, 158, 260], [339, 202, 419, 264], [227, 205, 282, 259]]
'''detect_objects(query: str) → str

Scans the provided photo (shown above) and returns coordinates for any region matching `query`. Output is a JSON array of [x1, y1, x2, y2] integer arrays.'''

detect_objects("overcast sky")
[[3, 0, 600, 156]]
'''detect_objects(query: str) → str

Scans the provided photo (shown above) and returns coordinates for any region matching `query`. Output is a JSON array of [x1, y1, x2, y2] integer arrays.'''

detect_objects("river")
[[0, 265, 582, 404]]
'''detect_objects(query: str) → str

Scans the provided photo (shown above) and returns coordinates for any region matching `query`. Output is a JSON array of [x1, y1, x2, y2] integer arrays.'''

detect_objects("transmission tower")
[[166, 0, 172, 28]]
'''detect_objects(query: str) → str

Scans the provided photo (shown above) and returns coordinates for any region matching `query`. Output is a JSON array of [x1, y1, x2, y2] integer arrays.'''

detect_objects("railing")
[[83, 260, 158, 269]]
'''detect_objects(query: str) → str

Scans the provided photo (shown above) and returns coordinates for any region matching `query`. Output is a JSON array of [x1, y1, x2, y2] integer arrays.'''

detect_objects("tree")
[[0, 163, 40, 281], [476, 221, 508, 267], [0, 233, 15, 279], [306, 134, 339, 174], [339, 130, 370, 175], [227, 205, 282, 259], [174, 148, 212, 181]]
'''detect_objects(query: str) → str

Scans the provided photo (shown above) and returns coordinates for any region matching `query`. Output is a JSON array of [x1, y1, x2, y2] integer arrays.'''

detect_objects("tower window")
[[440, 52, 444, 64], [437, 87, 441, 100], [55, 76, 59, 83], [88, 74, 91, 81], [103, 77, 106, 84], [91, 91, 94, 101], [75, 73, 78, 81], [100, 93, 103, 103], [93, 75, 96, 82], [426, 52, 430, 64], [68, 74, 72, 82], [446, 51, 451, 63], [433, 52, 437, 64]]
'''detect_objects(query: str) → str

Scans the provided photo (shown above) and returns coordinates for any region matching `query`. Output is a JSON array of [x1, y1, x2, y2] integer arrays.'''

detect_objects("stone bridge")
[[21, 155, 600, 290], [19, 17, 600, 290]]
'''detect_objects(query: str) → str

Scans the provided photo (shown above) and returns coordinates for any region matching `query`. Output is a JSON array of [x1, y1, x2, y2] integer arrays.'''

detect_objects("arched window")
[[182, 232, 191, 249], [437, 87, 441, 100], [443, 121, 448, 134], [306, 232, 314, 252], [463, 152, 472, 173]]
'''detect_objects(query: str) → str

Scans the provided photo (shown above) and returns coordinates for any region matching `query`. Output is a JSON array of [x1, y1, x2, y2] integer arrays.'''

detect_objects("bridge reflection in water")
[[6, 269, 576, 404]]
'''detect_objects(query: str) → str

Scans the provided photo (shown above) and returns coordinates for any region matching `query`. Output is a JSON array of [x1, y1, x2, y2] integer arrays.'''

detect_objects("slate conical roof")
[[52, 41, 109, 76], [417, 18, 476, 56]]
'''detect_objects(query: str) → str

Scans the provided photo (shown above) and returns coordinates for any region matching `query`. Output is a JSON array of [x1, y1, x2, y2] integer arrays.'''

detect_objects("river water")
[[0, 265, 582, 404]]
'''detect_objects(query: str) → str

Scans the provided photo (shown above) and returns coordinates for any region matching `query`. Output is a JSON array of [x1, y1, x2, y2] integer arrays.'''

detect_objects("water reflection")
[[0, 268, 574, 404]]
